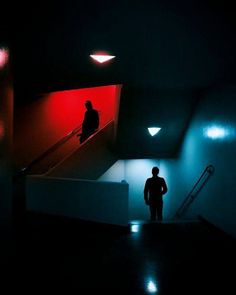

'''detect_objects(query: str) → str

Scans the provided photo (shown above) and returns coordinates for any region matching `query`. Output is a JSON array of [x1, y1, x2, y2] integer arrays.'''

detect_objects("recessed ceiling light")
[[90, 54, 115, 64], [148, 127, 161, 136]]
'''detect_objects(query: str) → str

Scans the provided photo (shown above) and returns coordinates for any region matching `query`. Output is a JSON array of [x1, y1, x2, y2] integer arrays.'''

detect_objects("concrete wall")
[[99, 160, 165, 222], [26, 175, 129, 226], [163, 84, 236, 237]]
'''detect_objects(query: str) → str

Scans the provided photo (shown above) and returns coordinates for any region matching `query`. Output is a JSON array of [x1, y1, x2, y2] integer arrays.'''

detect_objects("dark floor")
[[1, 213, 235, 294]]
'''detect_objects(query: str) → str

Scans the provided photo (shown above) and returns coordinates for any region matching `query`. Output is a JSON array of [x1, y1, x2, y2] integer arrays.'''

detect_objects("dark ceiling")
[[3, 0, 236, 158]]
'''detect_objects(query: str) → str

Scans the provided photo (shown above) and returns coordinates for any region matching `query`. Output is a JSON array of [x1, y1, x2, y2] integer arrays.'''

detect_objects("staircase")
[[15, 120, 129, 226]]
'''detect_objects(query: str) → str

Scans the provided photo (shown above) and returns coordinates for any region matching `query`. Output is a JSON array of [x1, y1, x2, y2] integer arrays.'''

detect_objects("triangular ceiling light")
[[148, 127, 161, 136], [90, 54, 115, 63]]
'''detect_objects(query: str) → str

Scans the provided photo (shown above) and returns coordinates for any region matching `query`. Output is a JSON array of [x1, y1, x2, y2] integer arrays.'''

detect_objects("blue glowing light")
[[203, 124, 235, 140], [148, 127, 161, 136], [205, 126, 227, 139], [131, 224, 139, 233], [147, 280, 158, 293]]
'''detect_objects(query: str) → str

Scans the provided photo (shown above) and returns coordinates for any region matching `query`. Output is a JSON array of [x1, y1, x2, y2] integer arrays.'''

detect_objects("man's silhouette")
[[79, 100, 99, 144], [144, 166, 168, 221]]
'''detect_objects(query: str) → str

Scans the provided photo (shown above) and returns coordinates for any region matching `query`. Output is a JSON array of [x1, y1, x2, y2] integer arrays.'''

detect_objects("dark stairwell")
[[3, 212, 235, 294], [2, 2, 236, 294]]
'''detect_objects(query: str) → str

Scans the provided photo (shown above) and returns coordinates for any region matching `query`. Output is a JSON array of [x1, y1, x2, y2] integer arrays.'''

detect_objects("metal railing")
[[15, 117, 114, 177], [44, 119, 115, 176], [173, 164, 215, 219], [15, 124, 82, 177]]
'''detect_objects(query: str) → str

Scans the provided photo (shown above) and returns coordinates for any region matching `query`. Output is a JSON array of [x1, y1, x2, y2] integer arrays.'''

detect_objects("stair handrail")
[[15, 124, 82, 177], [44, 119, 115, 175], [174, 164, 215, 219]]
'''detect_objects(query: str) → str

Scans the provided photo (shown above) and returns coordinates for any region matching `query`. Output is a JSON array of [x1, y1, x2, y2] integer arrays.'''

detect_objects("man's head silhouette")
[[152, 166, 159, 176], [85, 100, 93, 110]]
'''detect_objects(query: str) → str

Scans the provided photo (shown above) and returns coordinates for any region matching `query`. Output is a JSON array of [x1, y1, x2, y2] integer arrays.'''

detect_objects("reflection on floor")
[[2, 213, 235, 294]]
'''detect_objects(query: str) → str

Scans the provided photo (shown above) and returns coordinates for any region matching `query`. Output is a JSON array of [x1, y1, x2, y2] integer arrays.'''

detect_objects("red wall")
[[14, 85, 122, 169]]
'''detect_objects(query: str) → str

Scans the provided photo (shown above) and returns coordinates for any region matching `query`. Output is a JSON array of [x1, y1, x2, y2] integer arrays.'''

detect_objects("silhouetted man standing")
[[79, 100, 99, 144], [144, 166, 168, 221]]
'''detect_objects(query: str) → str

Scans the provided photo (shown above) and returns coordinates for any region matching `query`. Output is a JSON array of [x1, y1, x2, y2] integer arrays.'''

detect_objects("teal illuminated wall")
[[99, 83, 236, 238], [163, 83, 236, 237]]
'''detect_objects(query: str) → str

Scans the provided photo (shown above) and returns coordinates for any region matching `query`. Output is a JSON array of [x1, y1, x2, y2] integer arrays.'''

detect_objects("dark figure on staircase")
[[79, 100, 99, 144], [144, 166, 168, 221]]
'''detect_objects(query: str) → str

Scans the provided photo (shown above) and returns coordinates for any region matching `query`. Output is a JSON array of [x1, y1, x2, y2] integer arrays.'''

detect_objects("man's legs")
[[79, 130, 95, 144], [79, 133, 89, 144], [149, 204, 157, 221], [157, 200, 163, 221]]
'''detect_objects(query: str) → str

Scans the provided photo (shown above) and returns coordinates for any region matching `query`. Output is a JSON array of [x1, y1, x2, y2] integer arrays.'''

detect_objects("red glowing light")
[[14, 85, 122, 165], [0, 48, 9, 69]]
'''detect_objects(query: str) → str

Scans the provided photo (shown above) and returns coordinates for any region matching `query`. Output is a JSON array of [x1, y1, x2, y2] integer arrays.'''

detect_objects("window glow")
[[90, 54, 115, 63], [147, 280, 158, 293], [0, 48, 9, 69], [148, 127, 161, 136]]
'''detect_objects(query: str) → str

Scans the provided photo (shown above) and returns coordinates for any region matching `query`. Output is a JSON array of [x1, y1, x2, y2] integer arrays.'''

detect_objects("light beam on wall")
[[205, 126, 226, 139], [203, 124, 235, 140], [148, 127, 161, 136], [90, 54, 115, 64]]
